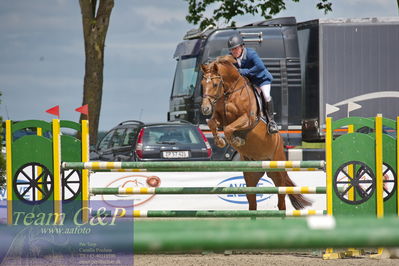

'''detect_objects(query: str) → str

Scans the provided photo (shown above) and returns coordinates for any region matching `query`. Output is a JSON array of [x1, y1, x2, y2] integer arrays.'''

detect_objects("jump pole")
[[81, 120, 90, 223], [91, 167, 321, 172], [375, 114, 384, 218], [52, 119, 62, 224], [375, 114, 384, 257], [90, 186, 329, 195], [397, 116, 399, 217], [133, 216, 399, 252], [5, 120, 12, 225], [92, 209, 326, 218], [62, 160, 325, 171], [3, 216, 399, 254], [325, 117, 333, 217]]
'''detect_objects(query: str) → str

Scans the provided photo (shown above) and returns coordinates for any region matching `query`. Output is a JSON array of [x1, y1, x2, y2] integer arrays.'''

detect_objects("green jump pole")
[[91, 209, 326, 217], [3, 217, 399, 254], [134, 209, 327, 217], [90, 186, 328, 195], [132, 216, 399, 252], [62, 160, 325, 171]]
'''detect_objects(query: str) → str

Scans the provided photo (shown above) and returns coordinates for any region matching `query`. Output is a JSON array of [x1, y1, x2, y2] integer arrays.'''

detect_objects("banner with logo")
[[90, 171, 326, 211]]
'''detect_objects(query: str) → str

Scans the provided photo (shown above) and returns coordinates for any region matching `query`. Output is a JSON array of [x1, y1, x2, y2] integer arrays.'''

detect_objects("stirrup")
[[268, 120, 279, 134]]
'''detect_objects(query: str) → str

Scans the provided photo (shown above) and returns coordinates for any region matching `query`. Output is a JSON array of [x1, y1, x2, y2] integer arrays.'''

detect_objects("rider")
[[228, 32, 279, 134]]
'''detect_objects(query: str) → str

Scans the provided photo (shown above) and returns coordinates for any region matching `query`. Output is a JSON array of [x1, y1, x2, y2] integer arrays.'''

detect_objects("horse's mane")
[[216, 55, 236, 65], [201, 55, 239, 77], [215, 55, 240, 76]]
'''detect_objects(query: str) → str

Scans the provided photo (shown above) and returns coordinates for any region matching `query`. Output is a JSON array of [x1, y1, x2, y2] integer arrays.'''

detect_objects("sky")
[[0, 0, 398, 131]]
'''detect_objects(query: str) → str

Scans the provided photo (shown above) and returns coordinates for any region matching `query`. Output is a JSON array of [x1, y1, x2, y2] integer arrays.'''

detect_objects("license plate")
[[162, 151, 190, 158]]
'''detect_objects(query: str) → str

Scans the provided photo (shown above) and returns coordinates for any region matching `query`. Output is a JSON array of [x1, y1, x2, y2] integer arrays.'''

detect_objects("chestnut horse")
[[201, 55, 311, 210]]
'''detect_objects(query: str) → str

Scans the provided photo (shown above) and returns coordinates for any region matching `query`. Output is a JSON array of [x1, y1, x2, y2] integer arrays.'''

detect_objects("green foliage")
[[0, 92, 5, 189], [317, 0, 332, 14], [184, 0, 332, 30]]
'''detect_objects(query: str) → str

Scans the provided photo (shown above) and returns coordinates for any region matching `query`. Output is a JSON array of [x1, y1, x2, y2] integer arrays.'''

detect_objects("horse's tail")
[[284, 175, 313, 210]]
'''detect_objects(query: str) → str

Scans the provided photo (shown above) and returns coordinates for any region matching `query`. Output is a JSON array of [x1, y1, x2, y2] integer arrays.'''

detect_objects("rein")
[[204, 73, 243, 101], [223, 76, 242, 97], [204, 69, 257, 129]]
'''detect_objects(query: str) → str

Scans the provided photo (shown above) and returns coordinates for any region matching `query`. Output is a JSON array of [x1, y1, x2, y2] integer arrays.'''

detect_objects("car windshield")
[[171, 57, 198, 97], [144, 126, 202, 145]]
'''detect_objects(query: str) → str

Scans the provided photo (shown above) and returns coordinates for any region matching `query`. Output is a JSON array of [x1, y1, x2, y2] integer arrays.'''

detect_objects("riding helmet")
[[227, 32, 244, 49]]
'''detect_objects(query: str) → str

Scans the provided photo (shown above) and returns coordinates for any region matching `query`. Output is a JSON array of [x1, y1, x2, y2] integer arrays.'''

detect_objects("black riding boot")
[[265, 99, 279, 134]]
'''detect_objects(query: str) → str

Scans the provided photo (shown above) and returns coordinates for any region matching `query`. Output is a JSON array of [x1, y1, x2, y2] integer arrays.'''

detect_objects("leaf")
[[184, 0, 333, 30]]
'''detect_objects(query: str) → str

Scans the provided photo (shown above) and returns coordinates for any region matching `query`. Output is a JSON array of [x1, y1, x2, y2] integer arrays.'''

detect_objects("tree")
[[79, 0, 114, 145], [185, 0, 332, 30]]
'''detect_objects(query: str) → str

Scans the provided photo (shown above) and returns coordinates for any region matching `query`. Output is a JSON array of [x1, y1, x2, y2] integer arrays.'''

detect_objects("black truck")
[[168, 17, 399, 161]]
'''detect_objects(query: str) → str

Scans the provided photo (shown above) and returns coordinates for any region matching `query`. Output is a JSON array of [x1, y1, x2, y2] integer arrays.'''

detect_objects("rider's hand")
[[239, 68, 249, 76]]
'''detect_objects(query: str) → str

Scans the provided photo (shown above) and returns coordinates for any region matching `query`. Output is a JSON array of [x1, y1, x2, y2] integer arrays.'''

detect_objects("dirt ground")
[[134, 253, 399, 266], [134, 251, 399, 266], [2, 251, 398, 265]]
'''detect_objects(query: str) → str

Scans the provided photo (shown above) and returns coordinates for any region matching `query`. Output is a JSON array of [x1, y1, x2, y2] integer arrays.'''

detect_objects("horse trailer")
[[168, 17, 399, 160]]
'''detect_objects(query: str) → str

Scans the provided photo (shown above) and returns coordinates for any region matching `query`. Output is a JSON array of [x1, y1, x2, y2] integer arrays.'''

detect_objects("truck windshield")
[[172, 57, 198, 97]]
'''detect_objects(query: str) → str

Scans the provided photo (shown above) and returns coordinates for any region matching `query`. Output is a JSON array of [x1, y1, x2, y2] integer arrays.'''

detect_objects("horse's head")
[[200, 55, 241, 116], [200, 62, 224, 116]]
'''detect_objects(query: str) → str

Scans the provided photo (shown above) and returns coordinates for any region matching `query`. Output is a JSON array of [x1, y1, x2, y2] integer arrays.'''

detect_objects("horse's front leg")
[[207, 115, 226, 148], [224, 114, 251, 147]]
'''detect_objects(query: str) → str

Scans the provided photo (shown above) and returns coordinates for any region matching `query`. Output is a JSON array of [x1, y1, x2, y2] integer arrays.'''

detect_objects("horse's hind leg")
[[243, 172, 264, 210], [268, 171, 312, 210], [266, 134, 288, 210], [267, 172, 287, 210], [267, 135, 312, 210]]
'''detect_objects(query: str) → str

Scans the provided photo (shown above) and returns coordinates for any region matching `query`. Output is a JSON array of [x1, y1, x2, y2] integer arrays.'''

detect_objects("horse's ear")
[[200, 64, 208, 73], [211, 62, 218, 73]]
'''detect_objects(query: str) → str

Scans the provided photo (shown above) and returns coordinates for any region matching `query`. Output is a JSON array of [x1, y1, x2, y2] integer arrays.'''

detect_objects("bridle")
[[202, 64, 256, 128], [202, 74, 224, 106], [203, 71, 243, 103]]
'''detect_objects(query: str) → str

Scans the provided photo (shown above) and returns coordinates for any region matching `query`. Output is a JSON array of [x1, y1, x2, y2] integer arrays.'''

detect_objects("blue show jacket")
[[236, 48, 273, 87]]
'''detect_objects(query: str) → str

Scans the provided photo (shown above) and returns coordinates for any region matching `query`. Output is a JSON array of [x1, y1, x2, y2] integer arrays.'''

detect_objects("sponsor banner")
[[90, 171, 326, 211]]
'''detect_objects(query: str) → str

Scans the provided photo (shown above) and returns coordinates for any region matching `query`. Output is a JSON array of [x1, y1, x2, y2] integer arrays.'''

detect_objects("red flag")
[[75, 104, 89, 115], [45, 105, 60, 118]]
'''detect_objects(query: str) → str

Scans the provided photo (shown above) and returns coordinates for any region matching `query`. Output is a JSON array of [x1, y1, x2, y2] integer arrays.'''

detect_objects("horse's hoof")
[[216, 137, 226, 148]]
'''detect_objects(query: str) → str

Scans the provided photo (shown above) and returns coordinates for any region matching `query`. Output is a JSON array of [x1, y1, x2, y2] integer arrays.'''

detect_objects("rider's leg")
[[253, 86, 265, 116], [260, 84, 278, 134]]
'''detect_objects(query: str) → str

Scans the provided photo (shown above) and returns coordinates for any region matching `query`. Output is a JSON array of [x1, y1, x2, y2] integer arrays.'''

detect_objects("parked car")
[[90, 120, 212, 161]]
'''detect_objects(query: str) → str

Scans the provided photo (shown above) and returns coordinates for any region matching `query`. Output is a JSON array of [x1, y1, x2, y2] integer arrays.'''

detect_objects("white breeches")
[[255, 84, 271, 102]]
